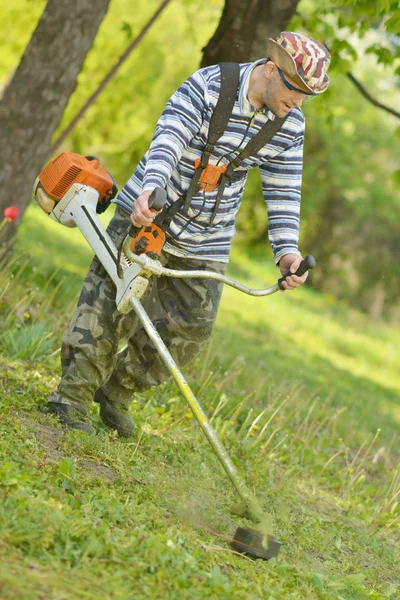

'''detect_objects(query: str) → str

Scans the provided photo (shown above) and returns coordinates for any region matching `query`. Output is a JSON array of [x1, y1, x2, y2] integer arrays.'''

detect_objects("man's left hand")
[[278, 253, 308, 291]]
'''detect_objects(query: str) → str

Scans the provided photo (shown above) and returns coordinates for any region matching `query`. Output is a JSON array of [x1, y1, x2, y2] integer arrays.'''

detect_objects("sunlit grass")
[[0, 202, 398, 599]]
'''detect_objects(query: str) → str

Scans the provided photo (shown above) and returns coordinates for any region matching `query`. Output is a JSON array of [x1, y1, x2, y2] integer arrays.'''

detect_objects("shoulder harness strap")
[[182, 62, 240, 212], [158, 63, 290, 229], [209, 112, 289, 226]]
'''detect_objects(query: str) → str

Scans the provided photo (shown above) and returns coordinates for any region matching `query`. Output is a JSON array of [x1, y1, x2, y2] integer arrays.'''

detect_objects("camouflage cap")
[[267, 31, 330, 95]]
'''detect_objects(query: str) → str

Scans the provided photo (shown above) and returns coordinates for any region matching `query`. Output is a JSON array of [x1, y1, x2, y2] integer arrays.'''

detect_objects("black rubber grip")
[[278, 255, 316, 290], [149, 188, 167, 212]]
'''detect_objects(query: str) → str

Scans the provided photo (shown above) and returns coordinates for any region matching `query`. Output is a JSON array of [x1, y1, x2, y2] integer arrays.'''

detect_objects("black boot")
[[43, 402, 95, 435], [95, 390, 135, 438]]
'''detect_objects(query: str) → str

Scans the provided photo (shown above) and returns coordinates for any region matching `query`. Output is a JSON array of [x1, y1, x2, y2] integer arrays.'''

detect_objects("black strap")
[[182, 62, 240, 212], [208, 113, 289, 225], [207, 63, 240, 149], [233, 114, 287, 165]]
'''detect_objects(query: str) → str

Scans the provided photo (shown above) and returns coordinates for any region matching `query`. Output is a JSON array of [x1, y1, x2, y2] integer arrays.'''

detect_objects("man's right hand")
[[130, 190, 160, 227]]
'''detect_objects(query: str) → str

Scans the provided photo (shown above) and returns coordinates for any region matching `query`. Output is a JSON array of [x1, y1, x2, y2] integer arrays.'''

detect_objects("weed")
[[0, 322, 54, 360]]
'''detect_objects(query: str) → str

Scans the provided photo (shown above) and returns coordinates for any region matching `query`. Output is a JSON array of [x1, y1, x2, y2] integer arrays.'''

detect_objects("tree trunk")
[[0, 0, 111, 247], [201, 0, 301, 66]]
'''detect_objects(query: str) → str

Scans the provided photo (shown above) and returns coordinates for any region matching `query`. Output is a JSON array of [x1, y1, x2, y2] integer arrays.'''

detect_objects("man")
[[45, 32, 330, 436]]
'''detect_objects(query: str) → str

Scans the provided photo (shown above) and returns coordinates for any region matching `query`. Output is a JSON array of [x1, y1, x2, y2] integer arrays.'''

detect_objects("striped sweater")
[[115, 59, 305, 264]]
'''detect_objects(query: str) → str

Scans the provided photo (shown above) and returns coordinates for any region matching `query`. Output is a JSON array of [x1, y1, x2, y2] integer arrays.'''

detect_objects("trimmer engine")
[[34, 152, 117, 214]]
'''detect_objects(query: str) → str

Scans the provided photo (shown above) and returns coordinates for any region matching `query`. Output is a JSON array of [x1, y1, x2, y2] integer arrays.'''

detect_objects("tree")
[[0, 0, 112, 246], [201, 0, 301, 65]]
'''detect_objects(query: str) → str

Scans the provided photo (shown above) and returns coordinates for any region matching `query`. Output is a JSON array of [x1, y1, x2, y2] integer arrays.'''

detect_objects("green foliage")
[[0, 321, 54, 360], [58, 457, 76, 478], [385, 11, 400, 35], [240, 0, 400, 319], [294, 0, 400, 67], [295, 66, 400, 318], [0, 0, 47, 87], [0, 203, 98, 363]]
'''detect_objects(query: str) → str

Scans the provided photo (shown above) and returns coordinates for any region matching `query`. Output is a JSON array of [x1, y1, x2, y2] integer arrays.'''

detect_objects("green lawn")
[[0, 203, 398, 599]]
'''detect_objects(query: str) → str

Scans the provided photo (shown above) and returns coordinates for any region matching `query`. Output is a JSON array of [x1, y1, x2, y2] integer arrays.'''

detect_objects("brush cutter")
[[33, 152, 315, 560]]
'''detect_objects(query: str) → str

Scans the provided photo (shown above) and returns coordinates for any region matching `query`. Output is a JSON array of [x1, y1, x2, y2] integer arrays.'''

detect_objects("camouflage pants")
[[48, 207, 226, 413]]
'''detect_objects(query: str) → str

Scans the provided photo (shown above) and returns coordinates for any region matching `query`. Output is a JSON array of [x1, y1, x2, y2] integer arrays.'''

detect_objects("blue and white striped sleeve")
[[142, 70, 208, 191], [260, 132, 304, 264]]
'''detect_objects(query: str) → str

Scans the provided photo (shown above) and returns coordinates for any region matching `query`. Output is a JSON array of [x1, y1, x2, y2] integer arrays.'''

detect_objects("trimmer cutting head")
[[231, 527, 282, 560]]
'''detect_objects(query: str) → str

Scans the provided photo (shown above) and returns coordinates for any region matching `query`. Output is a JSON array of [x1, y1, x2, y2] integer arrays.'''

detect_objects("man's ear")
[[264, 61, 276, 81]]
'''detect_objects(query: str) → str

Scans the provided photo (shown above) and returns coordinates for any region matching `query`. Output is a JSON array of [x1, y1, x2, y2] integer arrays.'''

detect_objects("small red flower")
[[4, 206, 20, 222]]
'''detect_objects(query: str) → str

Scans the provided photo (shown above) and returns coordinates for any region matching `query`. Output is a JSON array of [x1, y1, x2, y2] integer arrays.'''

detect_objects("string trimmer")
[[33, 152, 315, 560]]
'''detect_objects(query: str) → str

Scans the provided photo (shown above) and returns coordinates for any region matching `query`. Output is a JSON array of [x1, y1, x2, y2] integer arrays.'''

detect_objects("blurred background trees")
[[0, 0, 399, 319], [0, 0, 112, 244]]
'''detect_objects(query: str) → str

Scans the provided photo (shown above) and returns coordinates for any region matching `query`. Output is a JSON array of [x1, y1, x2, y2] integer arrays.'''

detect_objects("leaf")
[[385, 13, 400, 35], [121, 22, 133, 39], [379, 0, 392, 13], [333, 39, 358, 61], [287, 12, 303, 31], [335, 537, 342, 550], [376, 47, 395, 66], [331, 56, 352, 74], [58, 457, 75, 476], [365, 43, 380, 56]]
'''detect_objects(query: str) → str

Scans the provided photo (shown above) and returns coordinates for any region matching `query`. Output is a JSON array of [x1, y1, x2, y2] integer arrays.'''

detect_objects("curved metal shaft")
[[153, 264, 279, 296], [122, 240, 279, 297]]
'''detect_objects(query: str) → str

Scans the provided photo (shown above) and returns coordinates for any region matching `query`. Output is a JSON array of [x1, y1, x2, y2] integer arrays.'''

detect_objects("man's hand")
[[278, 253, 308, 291], [130, 190, 161, 227]]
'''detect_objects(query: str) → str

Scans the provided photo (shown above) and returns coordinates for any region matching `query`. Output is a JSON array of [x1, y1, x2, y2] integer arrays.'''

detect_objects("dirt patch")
[[19, 414, 64, 462], [76, 458, 120, 483], [18, 414, 119, 482]]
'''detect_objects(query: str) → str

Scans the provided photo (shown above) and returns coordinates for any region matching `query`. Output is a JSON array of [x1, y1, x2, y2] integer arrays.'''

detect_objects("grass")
[[0, 202, 398, 599]]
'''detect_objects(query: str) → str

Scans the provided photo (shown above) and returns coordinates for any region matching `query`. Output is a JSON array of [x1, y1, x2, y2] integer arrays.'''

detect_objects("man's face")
[[263, 66, 310, 118]]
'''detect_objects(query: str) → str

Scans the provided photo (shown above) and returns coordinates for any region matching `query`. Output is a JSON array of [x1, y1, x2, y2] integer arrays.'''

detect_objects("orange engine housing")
[[38, 152, 116, 209]]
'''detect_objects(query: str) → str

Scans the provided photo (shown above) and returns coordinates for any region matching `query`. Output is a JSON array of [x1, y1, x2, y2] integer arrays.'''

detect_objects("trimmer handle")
[[128, 188, 167, 237], [278, 255, 316, 290], [148, 187, 167, 212]]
